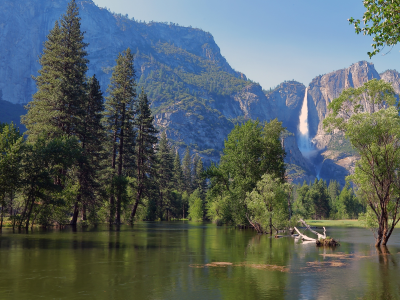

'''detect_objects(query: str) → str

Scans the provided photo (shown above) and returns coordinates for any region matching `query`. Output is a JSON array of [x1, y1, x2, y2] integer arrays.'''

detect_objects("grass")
[[305, 219, 364, 228]]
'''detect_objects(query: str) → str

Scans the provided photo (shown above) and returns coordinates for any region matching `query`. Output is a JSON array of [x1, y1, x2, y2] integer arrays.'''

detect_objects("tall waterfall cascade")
[[297, 88, 313, 154]]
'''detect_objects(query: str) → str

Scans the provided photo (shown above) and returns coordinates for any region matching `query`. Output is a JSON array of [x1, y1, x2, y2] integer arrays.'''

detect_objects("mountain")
[[2, 0, 400, 186], [304, 61, 400, 186], [0, 0, 279, 163]]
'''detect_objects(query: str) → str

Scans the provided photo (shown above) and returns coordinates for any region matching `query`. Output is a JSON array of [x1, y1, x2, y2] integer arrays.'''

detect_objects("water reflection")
[[0, 223, 399, 299]]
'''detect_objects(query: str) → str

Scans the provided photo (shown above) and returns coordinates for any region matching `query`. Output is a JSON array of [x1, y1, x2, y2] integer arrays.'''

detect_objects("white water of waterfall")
[[298, 87, 313, 155]]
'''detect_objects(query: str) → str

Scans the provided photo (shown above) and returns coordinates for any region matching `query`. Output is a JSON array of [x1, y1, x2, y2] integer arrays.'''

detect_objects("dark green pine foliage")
[[328, 180, 341, 206], [182, 147, 192, 193], [310, 179, 330, 219], [194, 155, 207, 194], [156, 132, 175, 220], [129, 90, 158, 223], [71, 75, 105, 224], [23, 0, 88, 140], [18, 137, 81, 230], [173, 150, 184, 192], [173, 150, 185, 218], [103, 48, 137, 225]]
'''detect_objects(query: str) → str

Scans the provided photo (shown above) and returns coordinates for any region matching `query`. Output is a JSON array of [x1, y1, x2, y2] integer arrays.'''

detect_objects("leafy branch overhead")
[[349, 0, 400, 57]]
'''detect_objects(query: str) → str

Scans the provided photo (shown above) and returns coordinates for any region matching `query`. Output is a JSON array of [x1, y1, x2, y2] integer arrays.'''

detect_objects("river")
[[0, 222, 399, 299]]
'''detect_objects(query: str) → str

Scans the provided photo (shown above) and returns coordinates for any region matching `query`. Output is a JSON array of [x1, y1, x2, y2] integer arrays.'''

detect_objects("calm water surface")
[[0, 222, 399, 300]]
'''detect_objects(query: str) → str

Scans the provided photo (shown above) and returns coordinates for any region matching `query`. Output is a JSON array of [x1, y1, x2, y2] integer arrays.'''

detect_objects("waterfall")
[[298, 88, 313, 155]]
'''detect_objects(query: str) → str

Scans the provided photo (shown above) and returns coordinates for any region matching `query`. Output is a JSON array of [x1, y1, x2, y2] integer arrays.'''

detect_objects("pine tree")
[[194, 155, 206, 194], [328, 180, 341, 207], [23, 0, 88, 140], [156, 132, 174, 220], [129, 90, 158, 223], [172, 150, 185, 218], [182, 147, 192, 193], [103, 48, 137, 224], [71, 75, 105, 224], [173, 150, 184, 192]]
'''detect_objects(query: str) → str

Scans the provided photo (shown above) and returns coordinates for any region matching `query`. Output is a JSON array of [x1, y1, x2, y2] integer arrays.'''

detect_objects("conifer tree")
[[194, 155, 207, 194], [103, 48, 137, 224], [23, 0, 88, 140], [156, 132, 174, 220], [182, 147, 192, 193], [71, 75, 105, 224], [129, 90, 158, 223], [173, 150, 184, 192], [328, 180, 341, 207]]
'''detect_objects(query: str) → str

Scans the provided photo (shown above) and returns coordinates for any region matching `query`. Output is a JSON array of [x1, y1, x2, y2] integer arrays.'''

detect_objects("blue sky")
[[92, 0, 400, 90]]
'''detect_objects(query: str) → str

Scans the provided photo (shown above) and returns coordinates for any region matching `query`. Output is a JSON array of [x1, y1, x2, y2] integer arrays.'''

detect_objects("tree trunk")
[[81, 204, 87, 221], [269, 216, 272, 235], [109, 129, 117, 224], [19, 193, 31, 230], [115, 104, 125, 225], [71, 197, 80, 226], [130, 197, 140, 223], [0, 205, 4, 231], [25, 196, 36, 231]]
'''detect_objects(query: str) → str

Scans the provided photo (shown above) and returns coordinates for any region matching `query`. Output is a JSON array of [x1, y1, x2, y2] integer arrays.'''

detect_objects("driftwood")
[[293, 219, 339, 246], [294, 227, 317, 242], [299, 218, 326, 240]]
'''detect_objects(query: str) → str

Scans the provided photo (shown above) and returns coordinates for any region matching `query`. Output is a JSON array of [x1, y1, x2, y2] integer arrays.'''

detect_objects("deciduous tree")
[[324, 79, 400, 246]]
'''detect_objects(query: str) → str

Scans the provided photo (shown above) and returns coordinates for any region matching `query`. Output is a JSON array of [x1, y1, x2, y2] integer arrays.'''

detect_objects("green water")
[[0, 222, 399, 300]]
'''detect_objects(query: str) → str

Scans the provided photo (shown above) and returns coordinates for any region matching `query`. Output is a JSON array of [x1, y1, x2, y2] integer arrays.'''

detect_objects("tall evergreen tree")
[[182, 147, 192, 193], [103, 48, 137, 224], [71, 75, 105, 224], [309, 179, 330, 219], [23, 0, 88, 140], [129, 90, 158, 223], [328, 180, 341, 205], [173, 150, 184, 192], [193, 154, 206, 193], [156, 132, 174, 220]]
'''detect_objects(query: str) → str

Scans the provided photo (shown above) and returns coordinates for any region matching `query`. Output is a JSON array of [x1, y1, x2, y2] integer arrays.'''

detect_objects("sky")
[[92, 0, 400, 90]]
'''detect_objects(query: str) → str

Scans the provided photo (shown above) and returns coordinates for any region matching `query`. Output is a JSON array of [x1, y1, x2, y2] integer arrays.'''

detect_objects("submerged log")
[[299, 219, 326, 240]]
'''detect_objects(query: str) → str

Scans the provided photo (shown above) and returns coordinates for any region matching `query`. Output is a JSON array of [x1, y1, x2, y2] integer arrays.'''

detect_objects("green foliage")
[[324, 79, 400, 246], [182, 147, 192, 193], [103, 47, 137, 224], [292, 183, 314, 219], [326, 133, 358, 155], [245, 174, 290, 233], [349, 1, 400, 57], [206, 119, 286, 226], [129, 90, 158, 223], [23, 0, 88, 140], [17, 136, 81, 229], [156, 131, 175, 220], [188, 189, 204, 221]]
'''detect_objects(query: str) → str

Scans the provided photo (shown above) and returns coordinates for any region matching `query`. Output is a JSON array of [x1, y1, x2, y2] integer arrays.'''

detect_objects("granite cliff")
[[302, 61, 400, 186], [0, 0, 305, 176], [2, 0, 400, 186]]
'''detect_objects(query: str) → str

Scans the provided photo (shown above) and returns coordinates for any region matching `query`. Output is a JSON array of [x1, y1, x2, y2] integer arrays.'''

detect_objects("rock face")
[[0, 0, 265, 163], [0, 99, 26, 131], [3, 0, 400, 186], [380, 69, 400, 94], [308, 61, 380, 142], [305, 62, 400, 186], [266, 81, 305, 134]]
